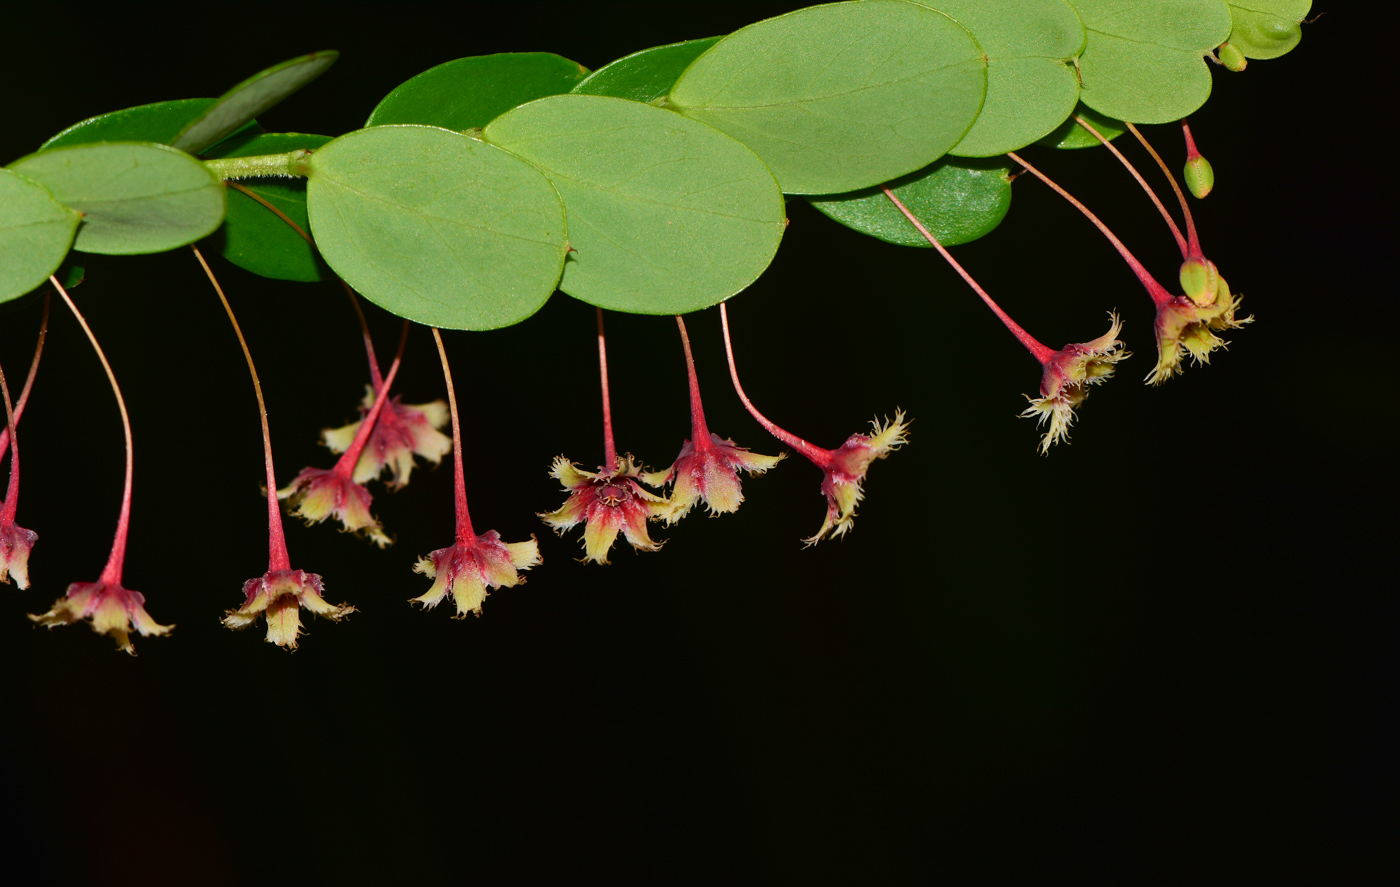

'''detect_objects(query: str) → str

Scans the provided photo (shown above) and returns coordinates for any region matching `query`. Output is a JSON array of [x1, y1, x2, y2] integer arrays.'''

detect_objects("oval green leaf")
[[1039, 102, 1126, 149], [931, 0, 1086, 157], [573, 38, 721, 103], [8, 142, 226, 255], [1227, 1, 1310, 60], [669, 0, 986, 195], [305, 125, 567, 330], [808, 156, 1011, 248], [366, 53, 589, 131], [171, 51, 338, 155], [202, 132, 332, 282], [0, 168, 81, 303], [484, 94, 786, 315], [1072, 0, 1233, 124], [41, 98, 261, 153]]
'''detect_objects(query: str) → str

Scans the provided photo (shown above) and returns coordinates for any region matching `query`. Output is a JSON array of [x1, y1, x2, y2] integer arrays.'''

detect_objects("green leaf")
[[305, 125, 567, 330], [1039, 102, 1126, 149], [669, 0, 986, 195], [171, 51, 338, 155], [572, 38, 720, 103], [484, 94, 786, 315], [40, 98, 261, 153], [8, 142, 226, 255], [1072, 0, 1233, 124], [0, 168, 80, 303], [366, 53, 589, 131], [202, 132, 332, 282], [1227, 1, 1310, 59], [808, 156, 1011, 248], [930, 0, 1086, 157]]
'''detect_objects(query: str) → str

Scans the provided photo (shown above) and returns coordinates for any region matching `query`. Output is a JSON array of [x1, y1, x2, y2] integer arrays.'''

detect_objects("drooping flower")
[[278, 466, 391, 547], [414, 531, 540, 617], [192, 244, 353, 650], [0, 520, 37, 589], [644, 315, 782, 522], [720, 303, 908, 543], [1149, 280, 1250, 385], [413, 328, 541, 617], [322, 388, 450, 489], [1, 298, 46, 589], [28, 276, 171, 654], [224, 569, 352, 649], [1021, 313, 1131, 452], [541, 455, 671, 564]]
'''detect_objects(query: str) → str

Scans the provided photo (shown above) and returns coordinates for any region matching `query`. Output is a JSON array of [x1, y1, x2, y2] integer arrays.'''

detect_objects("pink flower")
[[540, 456, 671, 564], [645, 433, 782, 522], [322, 389, 451, 489], [223, 569, 353, 649], [278, 467, 390, 547], [1149, 281, 1250, 384], [806, 413, 909, 544], [413, 531, 540, 617], [1021, 313, 1131, 452], [30, 580, 172, 655], [0, 519, 37, 589]]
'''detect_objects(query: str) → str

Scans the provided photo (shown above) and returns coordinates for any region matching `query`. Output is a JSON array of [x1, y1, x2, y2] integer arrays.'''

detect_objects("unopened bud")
[[1184, 154, 1214, 199], [1217, 43, 1248, 72], [1179, 258, 1219, 306]]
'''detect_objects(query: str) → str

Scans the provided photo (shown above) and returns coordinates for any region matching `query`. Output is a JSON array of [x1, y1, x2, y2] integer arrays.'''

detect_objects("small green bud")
[[1179, 258, 1219, 306], [1184, 154, 1214, 199], [1217, 43, 1248, 72]]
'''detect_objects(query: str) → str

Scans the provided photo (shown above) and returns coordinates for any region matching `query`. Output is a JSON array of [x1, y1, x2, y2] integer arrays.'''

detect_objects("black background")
[[1, 3, 1392, 883]]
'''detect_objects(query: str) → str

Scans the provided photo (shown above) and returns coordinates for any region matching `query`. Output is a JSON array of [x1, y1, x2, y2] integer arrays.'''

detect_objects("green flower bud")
[[1184, 154, 1215, 199], [1218, 42, 1248, 72], [1179, 258, 1219, 306]]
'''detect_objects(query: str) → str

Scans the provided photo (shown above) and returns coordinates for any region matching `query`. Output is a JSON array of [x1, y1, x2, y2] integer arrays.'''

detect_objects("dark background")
[[1, 3, 1392, 883]]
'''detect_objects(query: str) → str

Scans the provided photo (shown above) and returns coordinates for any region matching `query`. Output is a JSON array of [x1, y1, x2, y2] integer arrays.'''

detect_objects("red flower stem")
[[332, 319, 406, 480], [1075, 115, 1188, 257], [1125, 122, 1202, 259], [225, 183, 384, 387], [0, 358, 19, 522], [674, 316, 712, 444], [1182, 122, 1203, 161], [596, 307, 617, 470], [51, 276, 133, 585], [881, 187, 1056, 364], [0, 293, 48, 464], [1006, 152, 1175, 308], [718, 303, 832, 465], [431, 328, 475, 542], [192, 246, 293, 571]]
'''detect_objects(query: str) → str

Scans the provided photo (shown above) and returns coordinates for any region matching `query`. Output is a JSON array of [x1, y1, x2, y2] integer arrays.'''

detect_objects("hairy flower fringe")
[[1021, 313, 1131, 452]]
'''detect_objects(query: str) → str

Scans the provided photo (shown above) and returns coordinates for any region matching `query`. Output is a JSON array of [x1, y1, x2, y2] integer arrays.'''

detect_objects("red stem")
[[333, 319, 406, 476], [1125, 122, 1202, 259], [0, 293, 47, 465], [0, 359, 19, 522], [431, 328, 474, 542], [1006, 152, 1175, 308], [596, 307, 617, 470], [718, 303, 832, 466], [1182, 121, 1202, 161], [881, 188, 1056, 364], [52, 277, 133, 584], [674, 316, 712, 444], [1075, 115, 1188, 258], [192, 247, 293, 571]]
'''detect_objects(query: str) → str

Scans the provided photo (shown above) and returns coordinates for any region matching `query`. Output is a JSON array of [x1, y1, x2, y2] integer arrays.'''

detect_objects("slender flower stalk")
[[644, 316, 783, 521], [0, 293, 48, 465], [720, 303, 907, 542], [1122, 121, 1220, 303], [191, 246, 352, 649], [540, 308, 670, 564], [1, 357, 38, 588], [412, 329, 539, 617], [1007, 151, 1248, 384], [30, 277, 171, 654], [279, 323, 408, 546], [882, 188, 1127, 451], [1075, 115, 1188, 257]]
